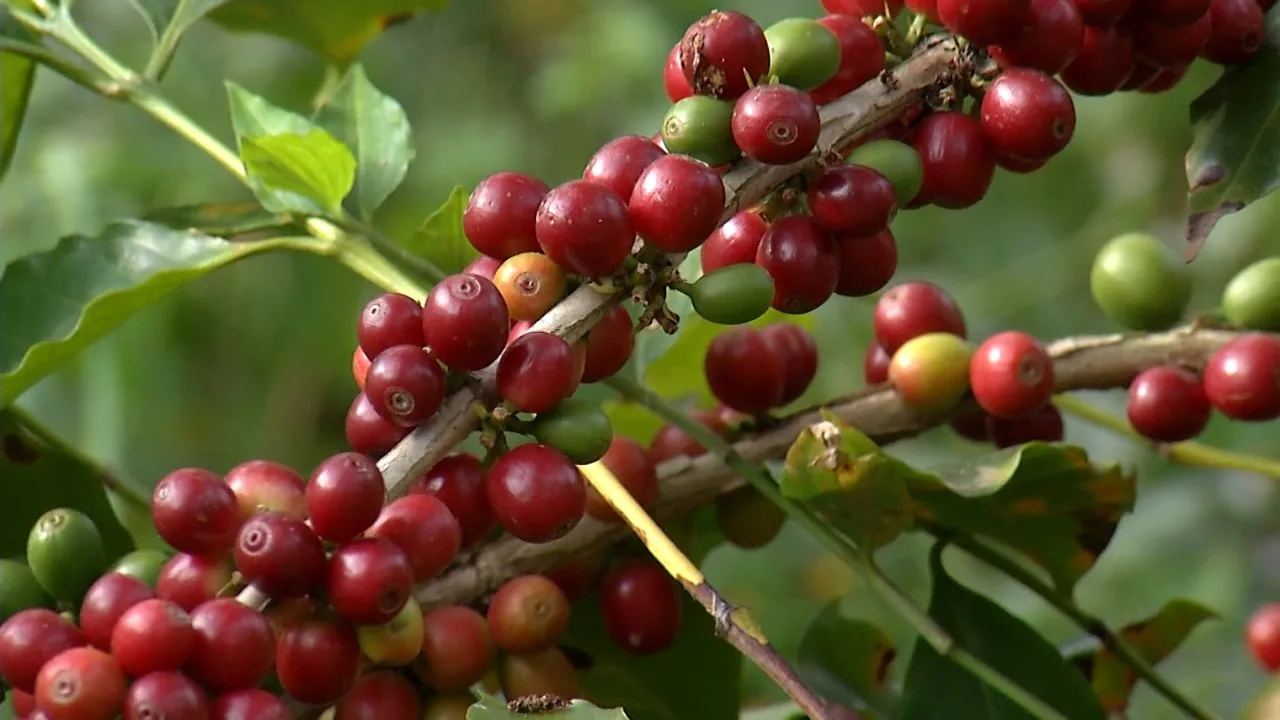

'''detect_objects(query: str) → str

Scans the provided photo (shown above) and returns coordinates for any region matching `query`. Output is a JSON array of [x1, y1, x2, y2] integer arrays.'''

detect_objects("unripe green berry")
[[1223, 257, 1280, 331], [686, 264, 775, 325], [764, 18, 843, 91], [844, 140, 924, 206], [26, 507, 109, 606], [661, 96, 741, 167], [530, 399, 614, 465], [1089, 232, 1191, 331]]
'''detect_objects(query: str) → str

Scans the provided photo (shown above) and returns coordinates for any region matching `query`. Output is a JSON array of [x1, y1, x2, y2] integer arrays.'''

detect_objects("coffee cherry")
[[717, 486, 787, 549], [663, 43, 694, 103], [528, 398, 616, 465], [493, 252, 568, 322], [1223, 257, 1280, 331], [581, 305, 635, 383], [864, 342, 891, 384], [424, 273, 511, 371], [0, 560, 52, 624], [648, 410, 729, 464], [1090, 232, 1191, 331], [599, 561, 682, 655], [661, 96, 742, 167], [969, 331, 1055, 419], [368, 494, 461, 583], [156, 553, 233, 612], [587, 435, 660, 523], [988, 0, 1084, 74], [583, 135, 667, 201], [1247, 603, 1280, 673], [497, 331, 579, 413], [211, 688, 291, 720], [327, 538, 415, 625], [1134, 0, 1212, 24], [223, 459, 307, 522], [705, 327, 787, 414], [1073, 0, 1132, 23], [302, 453, 383, 544], [686, 263, 775, 326], [124, 671, 210, 720], [543, 554, 605, 604], [0, 609, 86, 693], [761, 324, 819, 405], [35, 646, 125, 720], [938, 0, 1029, 45], [730, 85, 821, 166], [1126, 366, 1211, 442], [1203, 0, 1265, 64], [275, 618, 361, 704], [486, 443, 587, 544], [365, 344, 447, 427], [808, 165, 898, 236], [412, 453, 495, 548], [980, 70, 1075, 167], [25, 510, 107, 609], [1060, 26, 1135, 96], [416, 606, 493, 692], [910, 112, 995, 209], [335, 670, 422, 719], [630, 155, 726, 253], [1201, 334, 1280, 421], [678, 11, 771, 100], [357, 595, 425, 666], [701, 211, 768, 273], [357, 293, 424, 361], [151, 471, 238, 560], [950, 410, 993, 443], [464, 254, 502, 281], [873, 281, 967, 354], [232, 512, 326, 598], [756, 215, 839, 314], [834, 228, 899, 297], [500, 646, 582, 700], [889, 333, 974, 412], [487, 575, 570, 654], [352, 346, 371, 390], [345, 391, 411, 456], [536, 184, 635, 281], [78, 573, 154, 650], [1139, 65, 1188, 94], [463, 172, 549, 260], [764, 18, 843, 91], [810, 15, 886, 105], [844, 140, 924, 207], [989, 404, 1064, 448], [822, 0, 907, 13]]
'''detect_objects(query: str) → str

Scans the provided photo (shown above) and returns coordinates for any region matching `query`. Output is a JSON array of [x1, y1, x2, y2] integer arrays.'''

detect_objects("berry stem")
[[1053, 394, 1280, 479]]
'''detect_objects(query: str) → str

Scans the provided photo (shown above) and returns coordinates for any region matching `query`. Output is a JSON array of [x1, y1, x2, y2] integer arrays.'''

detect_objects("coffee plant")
[[0, 0, 1278, 717]]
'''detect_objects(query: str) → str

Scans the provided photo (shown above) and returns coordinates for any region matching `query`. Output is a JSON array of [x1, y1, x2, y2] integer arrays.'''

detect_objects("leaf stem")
[[1053, 394, 1280, 479]]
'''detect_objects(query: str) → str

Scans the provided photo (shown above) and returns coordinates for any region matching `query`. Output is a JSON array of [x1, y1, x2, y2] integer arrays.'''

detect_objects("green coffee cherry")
[[1223, 257, 1280, 331], [26, 508, 110, 607], [764, 18, 842, 91], [0, 559, 54, 622], [716, 486, 786, 550], [661, 96, 741, 167], [110, 549, 170, 588], [530, 399, 614, 465], [845, 140, 924, 206], [1089, 232, 1192, 331], [685, 264, 775, 326]]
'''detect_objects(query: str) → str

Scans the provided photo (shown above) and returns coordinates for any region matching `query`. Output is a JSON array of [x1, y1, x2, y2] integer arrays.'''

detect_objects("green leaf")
[[561, 589, 741, 720], [1184, 7, 1280, 258], [0, 407, 135, 562], [1068, 599, 1217, 713], [144, 202, 300, 236], [466, 692, 630, 719], [313, 63, 415, 221], [239, 130, 355, 217], [124, 0, 230, 76], [0, 221, 295, 405], [796, 601, 898, 718], [404, 186, 479, 275], [900, 546, 1106, 720], [209, 0, 451, 64], [0, 3, 37, 181]]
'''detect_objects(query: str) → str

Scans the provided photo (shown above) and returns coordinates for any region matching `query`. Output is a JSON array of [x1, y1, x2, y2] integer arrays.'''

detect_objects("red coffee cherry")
[[647, 410, 730, 464], [663, 43, 694, 103], [486, 444, 587, 544], [969, 331, 1056, 420], [463, 254, 502, 281], [357, 292, 425, 361], [678, 10, 771, 100], [581, 305, 635, 383], [326, 538, 415, 625], [185, 600, 274, 693], [988, 0, 1085, 74], [78, 573, 154, 651], [306, 451, 385, 543], [345, 391, 411, 456], [629, 155, 727, 253], [755, 215, 839, 315], [423, 273, 510, 372], [950, 410, 993, 443], [275, 618, 361, 705], [111, 599, 195, 677], [212, 689, 290, 720], [417, 606, 493, 693], [364, 344, 447, 427], [1132, 0, 1212, 25], [1139, 65, 1189, 93], [1202, 0, 1265, 64], [463, 172, 549, 260], [124, 671, 210, 720], [0, 609, 86, 693], [731, 85, 821, 165], [151, 468, 239, 557], [599, 561, 682, 655], [543, 554, 605, 603], [335, 671, 422, 719], [989, 404, 1065, 448], [233, 511, 327, 598], [807, 165, 898, 236], [587, 435, 660, 523], [873, 281, 967, 354], [909, 112, 996, 209], [411, 452, 495, 548], [834, 228, 899, 297], [497, 331, 579, 413], [864, 342, 892, 384], [705, 327, 786, 414], [536, 180, 636, 279], [1201, 333, 1280, 421], [1059, 26, 1135, 96], [223, 459, 307, 522], [937, 0, 1029, 46], [1073, 0, 1131, 24], [1132, 13, 1211, 67], [701, 210, 768, 273], [487, 575, 571, 654], [760, 324, 819, 405], [1126, 366, 1212, 442], [156, 553, 234, 612], [367, 494, 461, 583], [1247, 603, 1280, 673], [583, 135, 667, 201], [809, 14, 887, 105], [822, 0, 908, 14], [35, 646, 126, 720], [979, 69, 1076, 166]]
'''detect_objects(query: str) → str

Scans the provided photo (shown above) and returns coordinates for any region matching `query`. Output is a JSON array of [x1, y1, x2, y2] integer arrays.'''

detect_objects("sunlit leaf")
[[240, 130, 356, 216], [403, 186, 478, 275]]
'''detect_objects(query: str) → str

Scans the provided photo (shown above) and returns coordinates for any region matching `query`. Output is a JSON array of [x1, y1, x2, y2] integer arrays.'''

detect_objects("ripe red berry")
[[761, 324, 819, 405], [648, 410, 729, 464], [584, 135, 667, 201], [1247, 603, 1280, 673], [78, 573, 154, 651], [969, 331, 1055, 420], [1132, 13, 1211, 67], [463, 172, 549, 260], [1139, 65, 1188, 94], [873, 281, 967, 354], [184, 599, 274, 693], [486, 443, 587, 544], [487, 575, 571, 654], [1059, 26, 1135, 96], [416, 606, 493, 692], [111, 599, 195, 677], [536, 180, 636, 279], [599, 561, 682, 655], [364, 344, 447, 427], [629, 155, 726, 253], [1073, 0, 1131, 23], [990, 404, 1065, 448], [275, 618, 361, 705], [1132, 0, 1212, 25], [731, 85, 821, 165], [223, 459, 307, 522], [35, 646, 125, 720], [232, 511, 326, 598], [345, 390, 411, 456], [588, 435, 660, 523], [581, 305, 635, 383], [326, 538, 415, 625], [335, 671, 422, 719], [151, 467, 239, 557], [950, 410, 993, 442], [306, 451, 385, 543], [821, 0, 908, 14], [1126, 366, 1212, 442], [988, 0, 1084, 74], [156, 553, 233, 612], [1202, 0, 1265, 64], [705, 327, 787, 414], [834, 228, 899, 297], [663, 43, 694, 103], [1201, 334, 1280, 421], [807, 165, 898, 236], [463, 254, 502, 281], [423, 273, 511, 372], [701, 210, 768, 273], [368, 493, 462, 583], [124, 671, 210, 720], [909, 112, 995, 209], [678, 11, 771, 100], [357, 293, 424, 360], [0, 609, 86, 693], [810, 15, 887, 105], [544, 554, 605, 602], [411, 452, 495, 548], [497, 331, 580, 413], [755, 215, 839, 314], [211, 689, 291, 720], [979, 70, 1075, 167], [937, 0, 1029, 46], [864, 342, 891, 384]]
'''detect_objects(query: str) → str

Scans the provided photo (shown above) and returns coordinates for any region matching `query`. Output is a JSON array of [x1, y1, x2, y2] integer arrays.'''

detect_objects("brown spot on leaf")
[[1185, 202, 1245, 261], [874, 647, 897, 686], [378, 12, 416, 29], [509, 693, 571, 714], [1188, 162, 1226, 192], [3, 433, 39, 465]]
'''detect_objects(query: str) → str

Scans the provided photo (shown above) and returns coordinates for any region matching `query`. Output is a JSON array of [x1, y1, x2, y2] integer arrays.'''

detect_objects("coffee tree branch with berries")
[[0, 0, 1278, 718]]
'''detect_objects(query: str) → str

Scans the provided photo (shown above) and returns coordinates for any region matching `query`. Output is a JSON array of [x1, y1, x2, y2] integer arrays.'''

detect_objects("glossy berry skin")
[[78, 573, 154, 651], [1126, 366, 1211, 442], [969, 331, 1055, 420], [581, 305, 635, 383], [1133, 13, 1211, 68], [663, 43, 694, 103], [1202, 0, 1265, 65], [35, 646, 126, 720], [124, 671, 210, 720], [487, 575, 570, 654], [306, 451, 385, 542], [155, 553, 233, 612], [648, 410, 729, 464], [599, 561, 682, 655], [1139, 66, 1188, 94], [588, 435, 660, 522], [1247, 603, 1280, 673], [186, 600, 277, 694], [465, 255, 503, 282], [357, 293, 424, 361], [834, 228, 899, 297], [497, 331, 579, 413], [755, 215, 839, 315], [937, 0, 1029, 46], [873, 281, 967, 354], [412, 453, 495, 548], [275, 618, 361, 705], [678, 11, 771, 100], [583, 135, 667, 201], [486, 443, 586, 544], [416, 606, 494, 692], [980, 70, 1075, 166], [808, 165, 898, 236], [1201, 334, 1280, 421], [990, 404, 1065, 448], [423, 273, 510, 372], [760, 324, 819, 405], [345, 391, 411, 456], [810, 15, 887, 105], [326, 538, 415, 625], [233, 511, 327, 598], [111, 599, 195, 677], [151, 468, 239, 557], [864, 343, 891, 384], [356, 596, 424, 666], [336, 671, 422, 719], [223, 459, 307, 522], [731, 85, 821, 165], [368, 494, 462, 582], [705, 327, 787, 414], [463, 172, 549, 260], [494, 252, 568, 322], [1073, 0, 1131, 23], [889, 333, 974, 412], [630, 155, 726, 253], [909, 112, 995, 209], [1059, 26, 1135, 96], [536, 180, 635, 279], [988, 0, 1084, 74], [701, 211, 768, 273], [212, 689, 291, 720], [364, 344, 446, 427], [499, 647, 582, 700], [0, 609, 86, 693]]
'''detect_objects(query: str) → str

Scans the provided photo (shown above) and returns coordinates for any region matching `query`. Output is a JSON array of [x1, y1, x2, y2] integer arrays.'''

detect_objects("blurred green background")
[[2, 0, 1278, 717]]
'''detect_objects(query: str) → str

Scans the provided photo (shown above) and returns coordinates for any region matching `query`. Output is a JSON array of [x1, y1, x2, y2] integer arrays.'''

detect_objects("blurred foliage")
[[1, 0, 1279, 717]]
